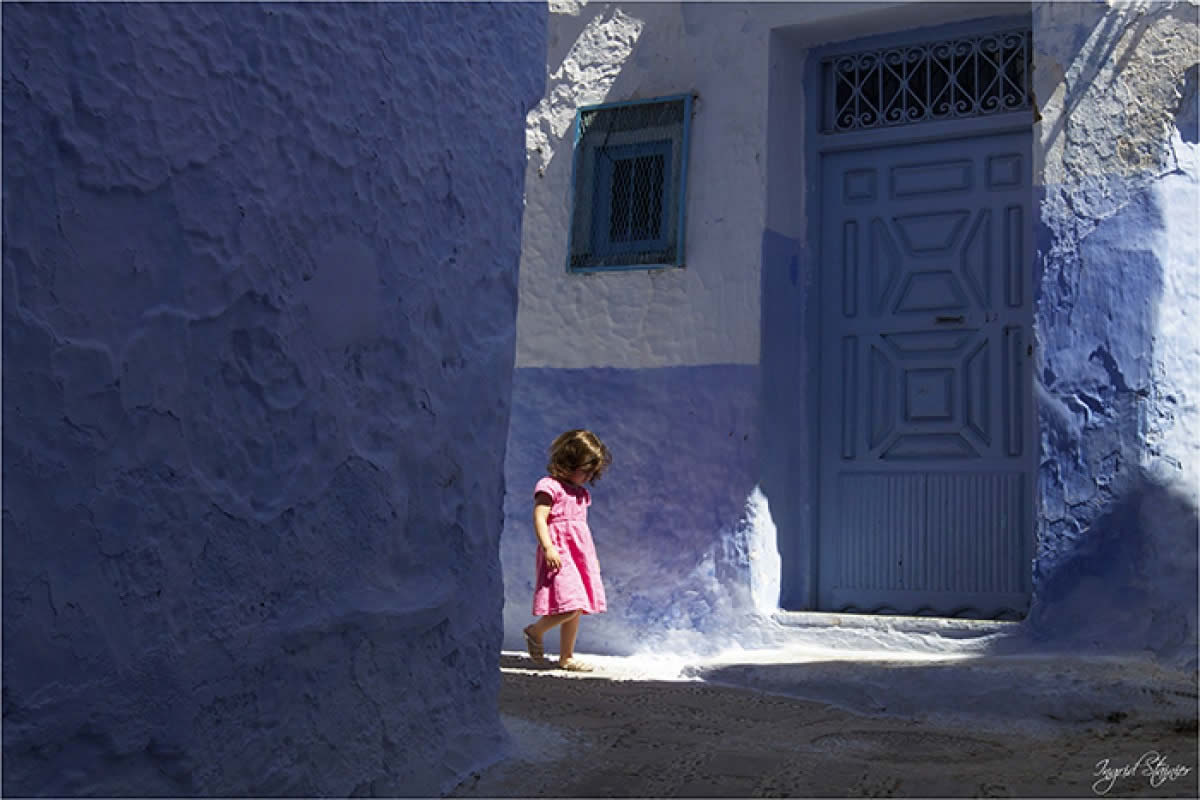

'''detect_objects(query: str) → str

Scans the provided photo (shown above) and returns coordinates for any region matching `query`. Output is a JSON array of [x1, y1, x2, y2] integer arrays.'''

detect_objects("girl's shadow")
[[499, 652, 557, 672]]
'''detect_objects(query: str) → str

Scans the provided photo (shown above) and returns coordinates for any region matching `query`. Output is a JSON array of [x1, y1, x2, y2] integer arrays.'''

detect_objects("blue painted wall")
[[510, 1, 1197, 671], [1018, 2, 1199, 667], [2, 2, 545, 795], [1027, 166, 1199, 666], [502, 365, 762, 656], [759, 228, 818, 611]]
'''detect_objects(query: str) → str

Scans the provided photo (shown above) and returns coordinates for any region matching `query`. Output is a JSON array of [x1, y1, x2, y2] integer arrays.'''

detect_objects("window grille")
[[822, 29, 1032, 133], [568, 95, 691, 271]]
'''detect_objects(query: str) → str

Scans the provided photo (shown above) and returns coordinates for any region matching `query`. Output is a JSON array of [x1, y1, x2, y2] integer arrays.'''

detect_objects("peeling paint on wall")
[[1028, 0, 1199, 668]]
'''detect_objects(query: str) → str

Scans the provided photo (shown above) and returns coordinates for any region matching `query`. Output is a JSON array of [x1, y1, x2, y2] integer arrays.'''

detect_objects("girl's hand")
[[543, 546, 562, 571]]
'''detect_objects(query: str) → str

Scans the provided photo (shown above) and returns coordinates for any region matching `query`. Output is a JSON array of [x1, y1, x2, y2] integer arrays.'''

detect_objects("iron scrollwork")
[[825, 30, 1032, 133]]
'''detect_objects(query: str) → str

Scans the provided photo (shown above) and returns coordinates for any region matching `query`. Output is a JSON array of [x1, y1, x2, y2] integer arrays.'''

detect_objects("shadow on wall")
[[1020, 215, 1197, 667], [509, 2, 1198, 668], [1037, 1, 1138, 162], [1025, 475, 1198, 670], [1177, 63, 1199, 145], [1, 2, 544, 796], [1024, 27, 1199, 670], [500, 367, 762, 658], [759, 229, 815, 612], [505, 3, 772, 658]]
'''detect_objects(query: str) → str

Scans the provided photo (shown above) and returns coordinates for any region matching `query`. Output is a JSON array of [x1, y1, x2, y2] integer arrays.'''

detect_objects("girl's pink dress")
[[532, 476, 606, 615]]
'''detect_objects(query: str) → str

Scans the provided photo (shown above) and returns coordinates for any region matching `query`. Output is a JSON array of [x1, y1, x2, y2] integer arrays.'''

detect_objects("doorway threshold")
[[764, 610, 1027, 658], [773, 610, 1019, 636]]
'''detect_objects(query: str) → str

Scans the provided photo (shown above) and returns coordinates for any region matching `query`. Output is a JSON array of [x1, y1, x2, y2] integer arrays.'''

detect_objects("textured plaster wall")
[[502, 366, 763, 657], [509, 0, 1199, 667], [507, 1, 1042, 656], [1026, 0, 1199, 667], [518, 0, 769, 370], [507, 1, 790, 657], [2, 3, 544, 796], [518, 1, 937, 371]]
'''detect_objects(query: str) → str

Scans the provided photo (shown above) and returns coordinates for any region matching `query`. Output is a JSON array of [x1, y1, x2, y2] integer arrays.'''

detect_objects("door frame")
[[800, 12, 1037, 614]]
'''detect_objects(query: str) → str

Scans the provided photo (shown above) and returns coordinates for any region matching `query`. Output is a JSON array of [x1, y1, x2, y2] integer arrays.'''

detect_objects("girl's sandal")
[[523, 627, 547, 666], [558, 658, 594, 673]]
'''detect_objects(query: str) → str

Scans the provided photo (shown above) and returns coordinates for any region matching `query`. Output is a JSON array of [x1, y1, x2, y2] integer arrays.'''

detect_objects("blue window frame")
[[567, 95, 691, 272]]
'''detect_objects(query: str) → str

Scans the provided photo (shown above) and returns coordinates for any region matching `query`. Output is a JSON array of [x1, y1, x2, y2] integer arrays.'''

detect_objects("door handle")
[[934, 315, 965, 324]]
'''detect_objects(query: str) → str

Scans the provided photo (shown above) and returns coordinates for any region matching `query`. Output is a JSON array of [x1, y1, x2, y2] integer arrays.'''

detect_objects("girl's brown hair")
[[547, 429, 612, 484]]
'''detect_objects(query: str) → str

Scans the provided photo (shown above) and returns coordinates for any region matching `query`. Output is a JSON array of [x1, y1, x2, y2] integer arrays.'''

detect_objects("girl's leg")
[[524, 613, 575, 665], [558, 610, 582, 663], [525, 610, 578, 642]]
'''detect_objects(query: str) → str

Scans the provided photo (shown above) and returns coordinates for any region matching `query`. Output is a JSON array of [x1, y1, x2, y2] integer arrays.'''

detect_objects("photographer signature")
[[1093, 751, 1192, 795]]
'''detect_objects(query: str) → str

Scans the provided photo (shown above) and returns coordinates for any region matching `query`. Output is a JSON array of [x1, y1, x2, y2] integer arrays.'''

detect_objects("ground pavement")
[[450, 641, 1198, 799]]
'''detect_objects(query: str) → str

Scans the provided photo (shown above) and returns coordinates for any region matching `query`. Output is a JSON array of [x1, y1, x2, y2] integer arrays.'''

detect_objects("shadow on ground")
[[691, 655, 1199, 727], [452, 653, 1198, 798]]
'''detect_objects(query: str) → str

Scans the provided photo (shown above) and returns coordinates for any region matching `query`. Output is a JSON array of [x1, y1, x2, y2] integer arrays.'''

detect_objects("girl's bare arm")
[[533, 492, 561, 569]]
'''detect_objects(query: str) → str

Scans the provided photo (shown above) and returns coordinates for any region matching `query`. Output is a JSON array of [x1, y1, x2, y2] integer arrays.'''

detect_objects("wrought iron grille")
[[822, 29, 1032, 133], [569, 96, 690, 271]]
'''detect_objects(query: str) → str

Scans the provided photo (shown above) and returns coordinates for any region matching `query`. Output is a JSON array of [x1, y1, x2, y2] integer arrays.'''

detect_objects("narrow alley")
[[452, 648, 1198, 798]]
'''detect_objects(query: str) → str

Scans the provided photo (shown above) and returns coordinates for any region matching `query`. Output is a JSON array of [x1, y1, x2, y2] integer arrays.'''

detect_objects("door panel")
[[818, 131, 1032, 618]]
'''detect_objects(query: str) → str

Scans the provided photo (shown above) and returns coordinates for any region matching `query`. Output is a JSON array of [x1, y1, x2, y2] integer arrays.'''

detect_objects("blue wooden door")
[[818, 131, 1033, 617]]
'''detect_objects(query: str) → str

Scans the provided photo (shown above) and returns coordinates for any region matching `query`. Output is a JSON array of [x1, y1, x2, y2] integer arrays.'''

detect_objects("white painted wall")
[[517, 1, 1025, 371], [508, 1, 1052, 658], [520, 1, 761, 369], [514, 0, 1198, 668]]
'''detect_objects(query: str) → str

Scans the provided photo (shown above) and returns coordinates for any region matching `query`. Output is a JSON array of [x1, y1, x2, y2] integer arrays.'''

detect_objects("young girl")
[[523, 429, 612, 672]]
